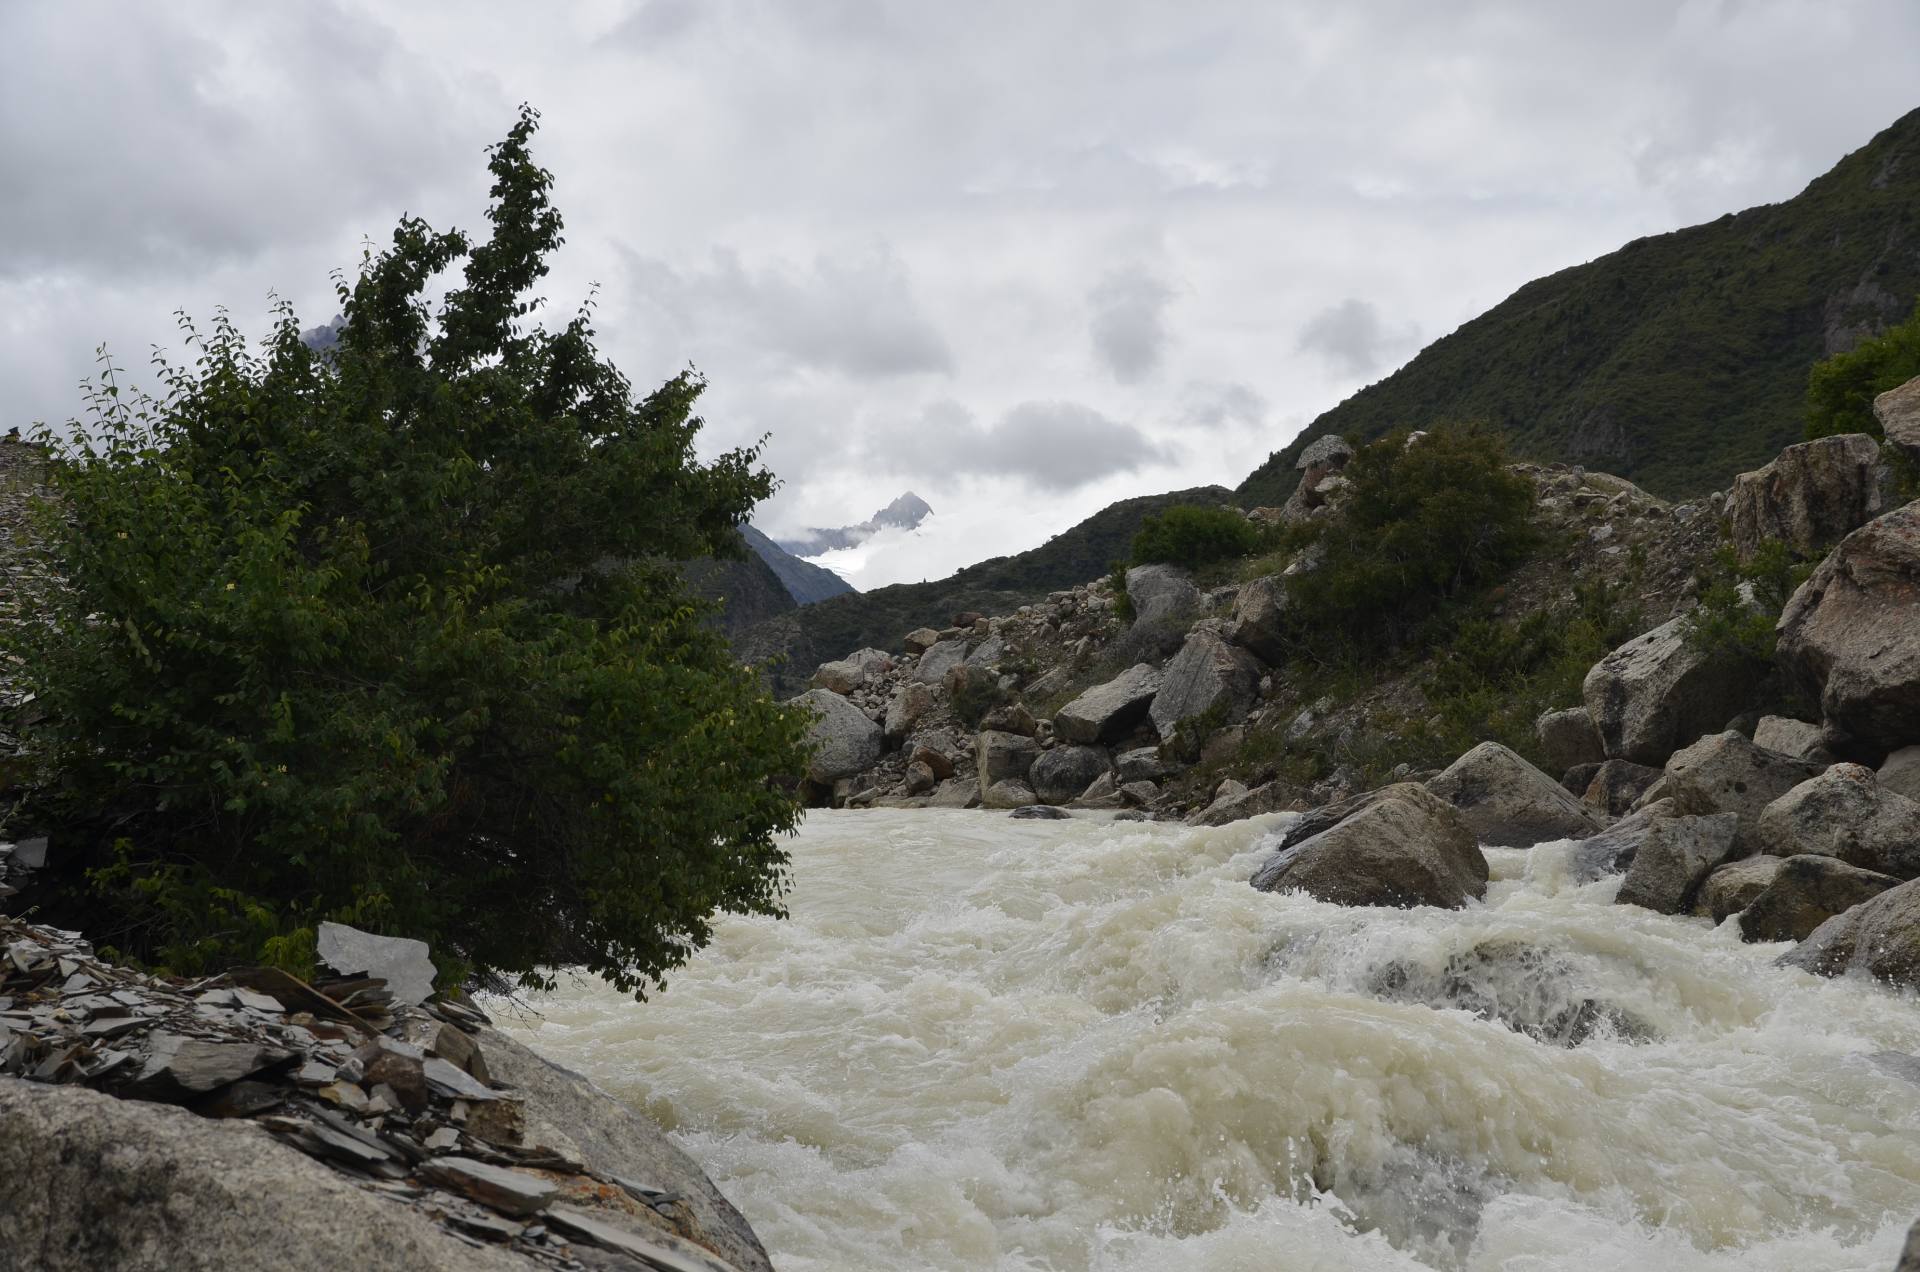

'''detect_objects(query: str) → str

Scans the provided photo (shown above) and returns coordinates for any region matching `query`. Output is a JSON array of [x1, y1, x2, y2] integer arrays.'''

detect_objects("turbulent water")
[[498, 810, 1920, 1271]]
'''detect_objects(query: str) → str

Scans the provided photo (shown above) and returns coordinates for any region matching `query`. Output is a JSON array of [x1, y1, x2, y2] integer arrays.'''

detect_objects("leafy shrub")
[[1283, 424, 1537, 655], [1806, 296, 1920, 440], [1107, 561, 1135, 623], [9, 108, 808, 996], [1130, 504, 1260, 569], [1683, 541, 1816, 697]]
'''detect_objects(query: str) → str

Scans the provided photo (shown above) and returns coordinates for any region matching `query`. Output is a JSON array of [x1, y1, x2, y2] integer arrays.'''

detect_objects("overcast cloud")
[[4, 2, 1919, 585]]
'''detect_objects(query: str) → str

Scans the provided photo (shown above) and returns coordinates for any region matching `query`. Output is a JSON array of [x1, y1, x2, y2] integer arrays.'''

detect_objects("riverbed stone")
[[975, 730, 1039, 787], [1738, 854, 1903, 943], [982, 778, 1038, 809], [1695, 855, 1787, 923], [790, 689, 884, 785], [1754, 763, 1920, 878], [1055, 664, 1162, 744], [1029, 745, 1110, 805], [1613, 812, 1741, 914], [1250, 783, 1487, 909], [1536, 708, 1605, 773], [927, 777, 980, 809], [1426, 742, 1605, 846], [1582, 616, 1752, 766], [1567, 801, 1680, 881], [1780, 876, 1920, 989], [1661, 731, 1826, 850], [1580, 759, 1664, 817]]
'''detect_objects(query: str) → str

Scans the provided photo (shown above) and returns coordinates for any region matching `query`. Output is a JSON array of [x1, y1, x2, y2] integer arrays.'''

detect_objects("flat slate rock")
[[317, 922, 437, 1007]]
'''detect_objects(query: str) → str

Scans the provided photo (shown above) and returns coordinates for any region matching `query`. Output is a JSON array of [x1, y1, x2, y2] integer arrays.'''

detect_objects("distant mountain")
[[774, 492, 934, 557], [1238, 107, 1920, 507], [741, 525, 855, 605], [740, 485, 1232, 694], [680, 537, 799, 642]]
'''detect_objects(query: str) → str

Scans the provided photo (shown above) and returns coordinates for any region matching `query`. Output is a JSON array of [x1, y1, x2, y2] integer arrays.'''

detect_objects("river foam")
[[498, 809, 1920, 1271]]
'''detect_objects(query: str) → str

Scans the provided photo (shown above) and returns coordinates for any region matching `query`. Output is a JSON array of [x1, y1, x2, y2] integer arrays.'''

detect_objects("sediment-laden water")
[[499, 809, 1920, 1271]]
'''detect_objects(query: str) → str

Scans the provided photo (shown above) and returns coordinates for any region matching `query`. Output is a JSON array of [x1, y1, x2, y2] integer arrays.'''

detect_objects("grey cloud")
[[1296, 298, 1417, 378], [1181, 381, 1267, 430], [598, 0, 704, 48], [624, 245, 953, 379], [910, 399, 1172, 491], [1088, 267, 1174, 384]]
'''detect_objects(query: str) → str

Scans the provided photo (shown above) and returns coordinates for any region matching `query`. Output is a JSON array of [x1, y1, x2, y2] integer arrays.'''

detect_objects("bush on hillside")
[[1682, 541, 1817, 713], [1282, 424, 1537, 655], [1806, 295, 1920, 440], [1130, 504, 1260, 569], [8, 108, 808, 996]]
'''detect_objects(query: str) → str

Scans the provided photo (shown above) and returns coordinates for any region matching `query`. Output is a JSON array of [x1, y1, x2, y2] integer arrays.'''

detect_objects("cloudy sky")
[[5, 3, 1918, 586]]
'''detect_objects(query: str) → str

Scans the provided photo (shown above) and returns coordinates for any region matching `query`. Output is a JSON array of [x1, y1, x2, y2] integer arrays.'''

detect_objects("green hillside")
[[741, 485, 1232, 693], [1239, 107, 1920, 506]]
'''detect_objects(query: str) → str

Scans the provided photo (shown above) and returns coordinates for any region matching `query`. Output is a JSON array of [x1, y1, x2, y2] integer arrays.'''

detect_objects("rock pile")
[[0, 913, 760, 1272]]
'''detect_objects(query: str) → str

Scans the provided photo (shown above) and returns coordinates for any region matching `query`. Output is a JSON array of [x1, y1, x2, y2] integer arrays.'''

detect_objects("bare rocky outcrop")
[[1613, 812, 1740, 915], [1054, 665, 1162, 745], [1775, 500, 1920, 754], [1660, 731, 1827, 850], [1876, 374, 1920, 463], [1726, 433, 1892, 560], [1754, 764, 1920, 878], [1149, 628, 1260, 741], [1425, 742, 1604, 846], [1582, 617, 1751, 766], [1250, 784, 1487, 909], [1737, 854, 1902, 943], [1226, 574, 1289, 664]]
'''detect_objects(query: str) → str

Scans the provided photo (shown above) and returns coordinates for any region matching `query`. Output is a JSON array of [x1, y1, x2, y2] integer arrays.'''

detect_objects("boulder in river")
[[1754, 763, 1920, 878], [1426, 741, 1605, 846], [1582, 616, 1752, 766], [1780, 876, 1920, 989], [1737, 854, 1902, 943], [790, 688, 884, 784], [1613, 812, 1740, 915], [1054, 664, 1162, 744], [1695, 855, 1787, 923], [1250, 783, 1487, 909], [982, 778, 1038, 809], [1029, 745, 1111, 805], [1580, 759, 1664, 818], [1774, 499, 1920, 754], [975, 730, 1039, 788], [1660, 731, 1826, 850]]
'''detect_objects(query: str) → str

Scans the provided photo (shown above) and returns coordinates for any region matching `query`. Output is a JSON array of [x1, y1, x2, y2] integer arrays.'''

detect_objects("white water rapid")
[[499, 809, 1920, 1271]]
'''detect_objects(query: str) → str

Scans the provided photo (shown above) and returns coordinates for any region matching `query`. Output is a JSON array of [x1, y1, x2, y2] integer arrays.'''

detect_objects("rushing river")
[[499, 809, 1920, 1271]]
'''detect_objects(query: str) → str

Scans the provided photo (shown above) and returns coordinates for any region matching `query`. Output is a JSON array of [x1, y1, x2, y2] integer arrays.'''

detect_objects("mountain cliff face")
[[741, 525, 855, 605], [774, 492, 933, 556], [1238, 108, 1920, 506]]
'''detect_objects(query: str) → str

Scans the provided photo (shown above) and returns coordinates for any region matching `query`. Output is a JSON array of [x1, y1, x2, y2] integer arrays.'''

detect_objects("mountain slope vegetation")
[[1239, 107, 1920, 506]]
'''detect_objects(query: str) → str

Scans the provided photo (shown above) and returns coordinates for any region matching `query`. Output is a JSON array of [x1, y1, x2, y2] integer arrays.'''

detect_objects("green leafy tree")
[[10, 107, 808, 996], [1283, 424, 1537, 655], [1130, 504, 1261, 568], [1806, 296, 1920, 440]]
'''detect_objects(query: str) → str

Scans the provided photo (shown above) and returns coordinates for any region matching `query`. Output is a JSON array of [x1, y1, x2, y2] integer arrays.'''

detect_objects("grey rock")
[[1775, 500, 1920, 753], [122, 1034, 287, 1101], [975, 730, 1039, 787], [1582, 616, 1753, 766], [1739, 854, 1902, 943], [1727, 433, 1892, 560], [1149, 629, 1260, 741], [1661, 731, 1826, 850], [1882, 745, 1920, 802], [0, 1079, 529, 1271], [964, 634, 1007, 669], [789, 689, 884, 784], [1119, 780, 1160, 807], [1251, 783, 1487, 909], [418, 1156, 557, 1217], [1754, 763, 1920, 878], [912, 639, 970, 685], [1695, 855, 1786, 923], [1296, 434, 1356, 472], [316, 921, 436, 1007], [1751, 715, 1832, 762], [1077, 771, 1118, 803], [883, 681, 935, 742], [1055, 664, 1162, 744], [1125, 564, 1200, 628], [545, 1205, 743, 1272], [1190, 782, 1286, 827], [1115, 746, 1178, 783], [1779, 876, 1920, 989], [928, 777, 979, 809], [1874, 374, 1920, 463], [1029, 745, 1110, 805], [12, 837, 46, 869], [1225, 575, 1289, 664], [903, 760, 937, 794], [1580, 759, 1664, 817], [982, 779, 1038, 810], [902, 627, 941, 655], [1536, 708, 1606, 773], [1614, 813, 1740, 914], [1426, 742, 1605, 846], [1559, 761, 1604, 798], [1010, 805, 1071, 820], [808, 658, 867, 695], [979, 701, 1037, 737], [1901, 1216, 1920, 1272]]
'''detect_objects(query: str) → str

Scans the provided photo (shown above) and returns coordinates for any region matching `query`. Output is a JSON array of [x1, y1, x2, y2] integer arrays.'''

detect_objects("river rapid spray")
[[499, 810, 1920, 1271]]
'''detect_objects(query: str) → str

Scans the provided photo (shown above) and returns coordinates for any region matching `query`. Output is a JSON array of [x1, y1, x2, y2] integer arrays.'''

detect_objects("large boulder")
[[1882, 745, 1920, 802], [1726, 433, 1891, 560], [1875, 374, 1920, 463], [1425, 742, 1605, 846], [1737, 854, 1902, 943], [1774, 500, 1920, 753], [1189, 781, 1286, 827], [1055, 664, 1162, 745], [1613, 812, 1741, 915], [981, 778, 1038, 810], [1535, 708, 1605, 773], [1225, 575, 1289, 664], [1580, 759, 1664, 817], [1250, 784, 1488, 909], [1149, 629, 1261, 741], [1115, 746, 1178, 783], [1753, 764, 1920, 878], [912, 639, 970, 685], [1029, 745, 1111, 805], [1779, 876, 1920, 987], [1567, 801, 1677, 881], [1125, 564, 1200, 628], [790, 689, 883, 783], [1582, 617, 1751, 766], [809, 658, 866, 695], [883, 681, 935, 743], [902, 627, 941, 656], [1660, 731, 1826, 850], [1750, 715, 1832, 762], [1695, 855, 1787, 923], [975, 730, 1039, 788]]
